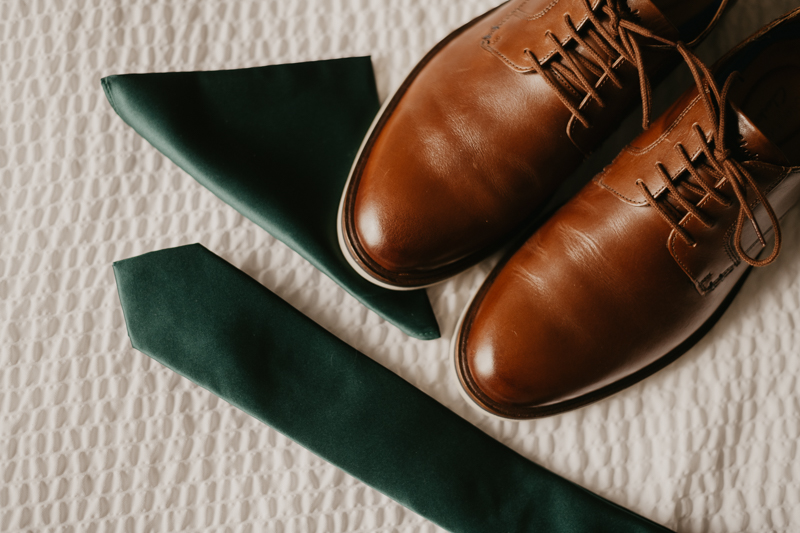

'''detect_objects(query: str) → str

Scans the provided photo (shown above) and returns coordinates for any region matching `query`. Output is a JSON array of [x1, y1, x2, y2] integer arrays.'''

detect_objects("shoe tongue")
[[624, 0, 680, 40], [732, 103, 791, 166]]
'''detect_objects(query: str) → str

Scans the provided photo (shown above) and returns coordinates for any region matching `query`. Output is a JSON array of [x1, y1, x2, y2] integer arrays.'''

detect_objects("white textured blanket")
[[1, 1, 799, 531]]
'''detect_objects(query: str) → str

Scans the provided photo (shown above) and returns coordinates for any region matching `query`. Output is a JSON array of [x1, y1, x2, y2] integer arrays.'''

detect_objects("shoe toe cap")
[[459, 263, 621, 414], [351, 167, 471, 272], [464, 315, 581, 409]]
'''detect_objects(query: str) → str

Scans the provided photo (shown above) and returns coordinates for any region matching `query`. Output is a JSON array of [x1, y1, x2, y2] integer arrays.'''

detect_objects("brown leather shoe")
[[454, 8, 800, 419], [338, 0, 731, 289]]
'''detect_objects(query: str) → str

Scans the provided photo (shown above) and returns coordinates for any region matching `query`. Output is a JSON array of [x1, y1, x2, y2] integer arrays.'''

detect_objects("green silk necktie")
[[102, 57, 439, 340], [114, 243, 673, 533]]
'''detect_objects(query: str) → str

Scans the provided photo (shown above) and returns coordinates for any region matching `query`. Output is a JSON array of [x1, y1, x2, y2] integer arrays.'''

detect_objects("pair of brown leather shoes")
[[339, 0, 800, 418]]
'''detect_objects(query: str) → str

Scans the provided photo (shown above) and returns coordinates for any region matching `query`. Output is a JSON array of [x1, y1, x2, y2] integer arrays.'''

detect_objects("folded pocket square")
[[102, 57, 439, 340]]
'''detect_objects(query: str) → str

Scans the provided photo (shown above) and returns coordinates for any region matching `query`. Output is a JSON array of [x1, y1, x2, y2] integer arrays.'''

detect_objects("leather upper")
[[341, 0, 727, 287], [456, 8, 800, 417]]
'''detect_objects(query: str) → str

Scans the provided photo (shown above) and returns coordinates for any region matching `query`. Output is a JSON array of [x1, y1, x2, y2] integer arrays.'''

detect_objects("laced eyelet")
[[691, 123, 706, 138], [632, 46, 781, 266], [521, 0, 684, 128]]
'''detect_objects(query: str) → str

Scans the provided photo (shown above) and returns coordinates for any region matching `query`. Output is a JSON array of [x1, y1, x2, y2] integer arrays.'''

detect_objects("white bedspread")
[[2, 1, 799, 531]]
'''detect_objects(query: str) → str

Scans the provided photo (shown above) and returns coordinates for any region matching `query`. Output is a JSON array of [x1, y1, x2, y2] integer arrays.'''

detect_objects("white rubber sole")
[[334, 86, 433, 292], [336, 68, 454, 293]]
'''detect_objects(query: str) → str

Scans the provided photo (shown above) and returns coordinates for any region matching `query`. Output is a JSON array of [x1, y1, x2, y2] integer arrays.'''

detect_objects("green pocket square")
[[102, 57, 439, 340]]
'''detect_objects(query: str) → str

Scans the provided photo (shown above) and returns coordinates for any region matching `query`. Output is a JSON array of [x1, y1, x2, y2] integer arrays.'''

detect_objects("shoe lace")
[[636, 50, 782, 267], [525, 0, 678, 129]]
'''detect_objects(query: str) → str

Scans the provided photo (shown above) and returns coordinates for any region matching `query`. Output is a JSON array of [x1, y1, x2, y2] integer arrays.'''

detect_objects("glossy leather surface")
[[341, 0, 729, 288], [455, 8, 800, 419]]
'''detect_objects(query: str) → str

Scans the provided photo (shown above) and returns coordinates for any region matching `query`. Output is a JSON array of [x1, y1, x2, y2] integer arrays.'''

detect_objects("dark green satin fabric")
[[101, 57, 439, 340], [114, 243, 673, 533]]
